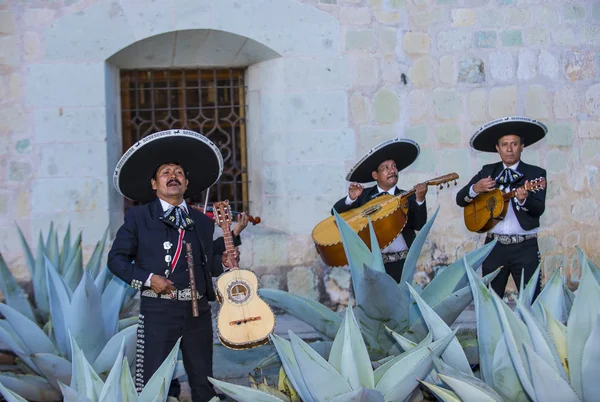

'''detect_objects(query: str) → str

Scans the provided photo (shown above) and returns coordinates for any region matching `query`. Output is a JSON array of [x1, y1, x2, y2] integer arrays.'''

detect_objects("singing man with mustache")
[[332, 139, 428, 282]]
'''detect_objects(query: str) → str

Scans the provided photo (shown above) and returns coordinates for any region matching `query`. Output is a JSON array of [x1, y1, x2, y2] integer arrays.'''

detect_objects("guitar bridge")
[[230, 316, 262, 326]]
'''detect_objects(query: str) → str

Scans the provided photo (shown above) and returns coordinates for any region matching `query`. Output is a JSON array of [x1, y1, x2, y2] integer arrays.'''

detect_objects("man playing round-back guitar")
[[332, 138, 428, 283], [456, 116, 548, 301]]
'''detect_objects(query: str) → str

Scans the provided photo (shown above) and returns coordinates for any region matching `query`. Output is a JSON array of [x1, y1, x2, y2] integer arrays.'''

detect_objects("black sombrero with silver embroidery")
[[470, 116, 548, 153], [113, 129, 223, 203], [346, 138, 420, 183]]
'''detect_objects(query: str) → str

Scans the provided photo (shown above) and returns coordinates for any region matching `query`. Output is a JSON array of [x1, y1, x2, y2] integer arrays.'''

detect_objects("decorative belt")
[[487, 233, 537, 245], [141, 288, 203, 301], [382, 250, 408, 264]]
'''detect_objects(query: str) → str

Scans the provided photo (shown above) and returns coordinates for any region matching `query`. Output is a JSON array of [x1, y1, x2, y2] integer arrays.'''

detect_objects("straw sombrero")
[[470, 116, 547, 153]]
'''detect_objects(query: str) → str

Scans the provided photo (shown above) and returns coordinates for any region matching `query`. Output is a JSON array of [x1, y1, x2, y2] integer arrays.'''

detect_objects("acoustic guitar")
[[463, 177, 546, 233], [212, 200, 275, 349], [312, 173, 459, 267]]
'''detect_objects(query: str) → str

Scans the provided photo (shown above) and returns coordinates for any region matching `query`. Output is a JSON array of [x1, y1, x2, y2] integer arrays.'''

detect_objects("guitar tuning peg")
[[454, 180, 457, 186], [439, 184, 443, 190], [446, 183, 450, 188]]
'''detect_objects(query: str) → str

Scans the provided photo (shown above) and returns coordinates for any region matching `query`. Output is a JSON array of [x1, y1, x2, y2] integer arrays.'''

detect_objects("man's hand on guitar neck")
[[472, 176, 496, 194], [515, 181, 529, 203], [415, 183, 428, 202], [222, 247, 240, 270]]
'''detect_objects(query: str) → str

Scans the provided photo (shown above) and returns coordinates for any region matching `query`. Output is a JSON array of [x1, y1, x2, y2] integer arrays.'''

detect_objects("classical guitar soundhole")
[[361, 205, 382, 217], [226, 280, 252, 304], [486, 197, 497, 218]]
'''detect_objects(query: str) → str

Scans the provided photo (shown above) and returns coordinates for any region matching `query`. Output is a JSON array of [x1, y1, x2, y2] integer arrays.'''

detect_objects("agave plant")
[[209, 302, 461, 402], [258, 207, 499, 360], [419, 249, 600, 402], [0, 334, 181, 402]]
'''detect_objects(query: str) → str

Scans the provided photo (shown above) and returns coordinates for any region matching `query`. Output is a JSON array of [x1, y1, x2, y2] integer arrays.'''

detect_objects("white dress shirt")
[[144, 199, 189, 286], [345, 185, 425, 253], [468, 162, 537, 236]]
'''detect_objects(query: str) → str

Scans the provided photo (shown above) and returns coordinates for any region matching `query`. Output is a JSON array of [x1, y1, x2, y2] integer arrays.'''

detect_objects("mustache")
[[387, 173, 398, 179], [167, 179, 181, 186]]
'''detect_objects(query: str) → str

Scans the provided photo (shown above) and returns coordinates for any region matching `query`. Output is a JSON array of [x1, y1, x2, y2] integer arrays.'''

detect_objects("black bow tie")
[[496, 168, 524, 186], [160, 206, 195, 230]]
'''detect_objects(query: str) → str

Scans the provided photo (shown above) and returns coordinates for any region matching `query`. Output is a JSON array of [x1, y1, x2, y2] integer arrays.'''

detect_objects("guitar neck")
[[221, 224, 239, 269]]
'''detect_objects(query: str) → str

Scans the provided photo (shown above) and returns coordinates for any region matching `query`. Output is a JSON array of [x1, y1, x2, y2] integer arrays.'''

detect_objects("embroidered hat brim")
[[470, 116, 548, 153], [346, 138, 420, 183], [113, 129, 223, 203]]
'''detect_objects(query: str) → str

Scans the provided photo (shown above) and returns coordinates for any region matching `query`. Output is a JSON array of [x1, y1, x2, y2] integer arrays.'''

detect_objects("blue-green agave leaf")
[[208, 377, 288, 402], [258, 289, 341, 340], [376, 330, 432, 384], [86, 228, 109, 280], [354, 264, 405, 356], [386, 327, 417, 352], [567, 259, 600, 401], [0, 321, 38, 372], [491, 291, 535, 399], [33, 235, 50, 320], [376, 329, 456, 401], [520, 264, 541, 307], [46, 260, 72, 359], [515, 299, 567, 381], [407, 284, 472, 375], [289, 330, 352, 400], [101, 276, 128, 338], [419, 380, 461, 402], [138, 337, 181, 402], [401, 207, 439, 306], [405, 267, 499, 341], [119, 356, 138, 401], [253, 341, 333, 372], [577, 246, 600, 285], [31, 353, 72, 390], [563, 282, 575, 319], [0, 254, 36, 322], [491, 335, 528, 402], [522, 343, 579, 402], [333, 209, 373, 293], [92, 324, 137, 376], [0, 380, 29, 402], [328, 305, 374, 390], [118, 316, 139, 332], [533, 268, 566, 324], [63, 231, 82, 275], [419, 240, 497, 308], [69, 333, 104, 400], [437, 373, 500, 402], [93, 265, 111, 292], [0, 303, 56, 355], [432, 355, 503, 401], [0, 373, 61, 401], [149, 380, 167, 402], [270, 333, 315, 402], [367, 219, 386, 274], [59, 223, 71, 269], [464, 256, 502, 387], [98, 339, 125, 402], [330, 387, 385, 402], [16, 225, 35, 278], [63, 245, 83, 292], [68, 272, 107, 363], [57, 381, 93, 402], [582, 312, 600, 401], [46, 223, 60, 273], [542, 303, 568, 376]]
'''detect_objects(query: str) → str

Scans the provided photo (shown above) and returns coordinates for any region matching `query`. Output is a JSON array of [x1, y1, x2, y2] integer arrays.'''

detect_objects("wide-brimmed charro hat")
[[346, 138, 420, 183], [470, 116, 547, 153], [113, 129, 223, 203]]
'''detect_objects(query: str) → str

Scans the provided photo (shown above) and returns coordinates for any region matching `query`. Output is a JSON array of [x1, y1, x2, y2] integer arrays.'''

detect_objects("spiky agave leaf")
[[0, 380, 29, 402], [100, 276, 129, 339], [289, 331, 352, 400], [0, 303, 57, 357], [0, 373, 61, 401], [521, 343, 579, 402], [97, 339, 126, 402], [491, 334, 528, 402], [208, 377, 289, 402], [57, 381, 93, 402], [31, 353, 71, 390], [92, 324, 138, 376], [375, 330, 432, 384], [542, 303, 569, 376], [367, 218, 386, 274], [46, 259, 72, 359], [59, 223, 71, 269], [63, 245, 83, 292], [0, 319, 40, 373], [375, 329, 456, 401], [533, 268, 567, 324], [258, 289, 342, 340], [463, 256, 503, 387], [33, 234, 50, 320], [407, 284, 472, 375], [69, 333, 104, 400], [119, 356, 138, 401], [519, 264, 541, 308], [432, 356, 503, 401], [270, 333, 315, 402], [328, 305, 374, 390], [582, 312, 600, 401], [16, 225, 36, 279], [419, 380, 461, 402], [137, 338, 181, 402], [46, 223, 60, 273], [567, 258, 600, 401], [86, 227, 109, 280], [330, 388, 385, 401], [0, 253, 36, 322]]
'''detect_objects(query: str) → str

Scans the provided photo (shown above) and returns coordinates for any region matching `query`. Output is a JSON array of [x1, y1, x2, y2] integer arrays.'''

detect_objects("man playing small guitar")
[[456, 117, 548, 301], [332, 138, 428, 283]]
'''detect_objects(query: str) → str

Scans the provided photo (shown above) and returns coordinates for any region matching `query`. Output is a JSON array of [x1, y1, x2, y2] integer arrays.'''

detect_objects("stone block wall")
[[0, 0, 598, 307]]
